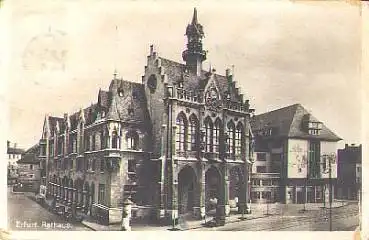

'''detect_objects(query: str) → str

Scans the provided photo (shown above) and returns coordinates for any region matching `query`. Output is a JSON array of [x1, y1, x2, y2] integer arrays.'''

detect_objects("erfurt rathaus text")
[[38, 9, 255, 226]]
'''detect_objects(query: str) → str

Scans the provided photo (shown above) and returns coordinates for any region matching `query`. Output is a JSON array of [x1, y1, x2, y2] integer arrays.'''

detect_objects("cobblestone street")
[[7, 187, 91, 231]]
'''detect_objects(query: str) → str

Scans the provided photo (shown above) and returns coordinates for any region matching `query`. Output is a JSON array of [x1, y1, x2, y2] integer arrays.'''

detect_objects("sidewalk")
[[248, 201, 349, 216], [81, 212, 268, 231]]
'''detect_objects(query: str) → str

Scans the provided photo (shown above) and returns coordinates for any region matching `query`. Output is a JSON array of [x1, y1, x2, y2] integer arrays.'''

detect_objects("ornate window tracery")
[[176, 113, 187, 153]]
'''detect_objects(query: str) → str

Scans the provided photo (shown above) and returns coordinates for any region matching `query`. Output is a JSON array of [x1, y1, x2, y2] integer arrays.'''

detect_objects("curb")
[[184, 214, 270, 231], [81, 221, 98, 231]]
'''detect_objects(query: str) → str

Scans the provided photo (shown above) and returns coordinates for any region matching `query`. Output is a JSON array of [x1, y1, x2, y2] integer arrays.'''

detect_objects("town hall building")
[[38, 9, 255, 226]]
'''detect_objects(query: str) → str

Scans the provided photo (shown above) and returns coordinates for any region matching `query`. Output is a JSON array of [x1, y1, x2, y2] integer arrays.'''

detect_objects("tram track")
[[220, 205, 359, 231]]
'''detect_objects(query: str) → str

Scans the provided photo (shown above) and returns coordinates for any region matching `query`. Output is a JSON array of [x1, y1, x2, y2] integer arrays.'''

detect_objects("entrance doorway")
[[205, 166, 221, 212], [178, 166, 197, 215]]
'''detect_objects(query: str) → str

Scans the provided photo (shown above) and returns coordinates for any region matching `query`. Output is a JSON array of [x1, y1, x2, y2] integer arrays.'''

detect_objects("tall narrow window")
[[112, 130, 118, 149], [100, 159, 105, 172], [100, 131, 104, 150], [85, 135, 90, 151], [72, 138, 77, 153], [90, 135, 94, 151], [309, 141, 320, 178], [176, 114, 187, 153], [58, 137, 63, 155], [235, 124, 243, 157], [98, 184, 105, 204], [321, 156, 328, 172], [127, 131, 139, 150], [50, 142, 54, 156], [227, 121, 235, 158], [92, 159, 96, 171], [213, 119, 221, 153], [188, 115, 198, 151], [204, 118, 213, 152]]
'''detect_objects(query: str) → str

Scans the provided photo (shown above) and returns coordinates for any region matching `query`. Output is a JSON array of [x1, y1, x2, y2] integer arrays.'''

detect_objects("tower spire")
[[182, 8, 207, 77], [192, 8, 198, 24]]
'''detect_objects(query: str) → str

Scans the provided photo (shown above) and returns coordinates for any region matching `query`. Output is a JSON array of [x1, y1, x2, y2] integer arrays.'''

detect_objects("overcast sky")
[[4, 0, 362, 150]]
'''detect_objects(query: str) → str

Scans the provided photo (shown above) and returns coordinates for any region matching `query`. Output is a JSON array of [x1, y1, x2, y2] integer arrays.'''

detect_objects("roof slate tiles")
[[251, 103, 341, 141]]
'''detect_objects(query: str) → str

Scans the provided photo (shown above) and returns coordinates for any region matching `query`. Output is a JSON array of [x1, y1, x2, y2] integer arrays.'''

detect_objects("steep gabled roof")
[[98, 89, 110, 109], [106, 79, 149, 123], [48, 116, 64, 135], [159, 57, 242, 102], [17, 144, 40, 164], [251, 103, 341, 141]]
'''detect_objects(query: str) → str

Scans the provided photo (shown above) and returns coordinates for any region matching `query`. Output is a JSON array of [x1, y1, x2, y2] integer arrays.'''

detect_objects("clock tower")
[[182, 8, 207, 77]]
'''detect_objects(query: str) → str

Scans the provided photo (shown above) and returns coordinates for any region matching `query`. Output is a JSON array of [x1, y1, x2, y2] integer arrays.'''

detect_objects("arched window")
[[213, 119, 221, 153], [127, 131, 139, 150], [176, 113, 187, 153], [235, 123, 243, 157], [188, 115, 198, 151], [92, 134, 96, 151], [72, 137, 77, 153], [112, 130, 118, 149], [204, 117, 213, 152], [227, 121, 235, 158]]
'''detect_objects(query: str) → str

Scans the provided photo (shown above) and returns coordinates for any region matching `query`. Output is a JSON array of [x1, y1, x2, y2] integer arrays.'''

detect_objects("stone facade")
[[36, 8, 254, 226]]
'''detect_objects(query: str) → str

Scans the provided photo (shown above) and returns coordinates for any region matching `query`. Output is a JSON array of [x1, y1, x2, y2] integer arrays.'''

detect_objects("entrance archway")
[[205, 166, 221, 212], [178, 165, 197, 215], [229, 167, 242, 201]]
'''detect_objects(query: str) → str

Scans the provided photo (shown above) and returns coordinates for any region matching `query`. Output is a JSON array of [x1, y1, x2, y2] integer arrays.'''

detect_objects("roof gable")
[[107, 79, 149, 123], [158, 57, 243, 103], [251, 103, 341, 141]]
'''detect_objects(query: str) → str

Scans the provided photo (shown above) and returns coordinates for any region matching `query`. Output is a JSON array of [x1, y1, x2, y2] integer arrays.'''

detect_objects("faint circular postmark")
[[22, 29, 68, 80]]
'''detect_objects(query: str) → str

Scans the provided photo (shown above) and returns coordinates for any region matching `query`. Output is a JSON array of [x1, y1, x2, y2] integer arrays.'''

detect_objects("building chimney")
[[7, 141, 10, 149], [150, 44, 154, 55], [14, 143, 17, 148], [345, 144, 348, 149], [226, 68, 231, 77]]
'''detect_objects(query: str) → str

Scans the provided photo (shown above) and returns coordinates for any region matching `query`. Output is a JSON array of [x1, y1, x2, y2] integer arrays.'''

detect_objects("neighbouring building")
[[17, 144, 42, 192], [336, 144, 362, 201], [251, 151, 281, 203], [250, 104, 341, 204], [7, 141, 25, 185], [38, 8, 255, 226]]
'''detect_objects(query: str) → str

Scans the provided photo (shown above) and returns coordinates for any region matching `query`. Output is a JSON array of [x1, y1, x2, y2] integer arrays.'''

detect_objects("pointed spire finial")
[[113, 68, 118, 79], [192, 8, 198, 24]]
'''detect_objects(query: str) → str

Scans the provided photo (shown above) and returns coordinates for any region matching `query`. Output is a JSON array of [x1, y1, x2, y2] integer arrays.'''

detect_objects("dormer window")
[[305, 121, 322, 135], [118, 88, 124, 97], [126, 131, 139, 150]]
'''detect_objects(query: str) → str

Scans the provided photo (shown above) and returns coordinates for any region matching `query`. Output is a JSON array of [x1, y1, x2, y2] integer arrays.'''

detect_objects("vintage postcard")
[[1, 0, 367, 239]]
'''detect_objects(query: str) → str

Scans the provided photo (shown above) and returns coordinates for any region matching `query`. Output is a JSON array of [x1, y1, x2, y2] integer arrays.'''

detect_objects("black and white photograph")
[[2, 0, 366, 237]]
